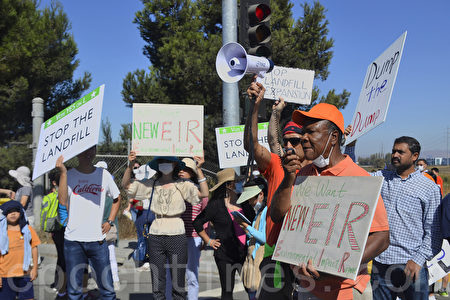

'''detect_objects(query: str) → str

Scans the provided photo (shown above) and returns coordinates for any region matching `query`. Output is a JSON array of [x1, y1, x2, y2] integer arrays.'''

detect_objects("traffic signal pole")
[[222, 0, 240, 174], [222, 0, 239, 130]]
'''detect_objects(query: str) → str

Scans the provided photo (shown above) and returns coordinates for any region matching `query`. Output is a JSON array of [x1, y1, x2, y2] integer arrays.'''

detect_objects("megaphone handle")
[[255, 75, 264, 84]]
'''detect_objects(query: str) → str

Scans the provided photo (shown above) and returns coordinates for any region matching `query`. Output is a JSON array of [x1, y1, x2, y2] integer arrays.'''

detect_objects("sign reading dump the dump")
[[132, 103, 204, 156], [33, 85, 105, 180], [257, 66, 314, 104], [273, 176, 383, 280], [346, 32, 407, 145], [215, 123, 269, 169]]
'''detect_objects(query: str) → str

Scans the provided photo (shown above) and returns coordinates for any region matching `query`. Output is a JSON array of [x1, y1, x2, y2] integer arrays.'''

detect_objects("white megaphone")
[[216, 42, 274, 83]]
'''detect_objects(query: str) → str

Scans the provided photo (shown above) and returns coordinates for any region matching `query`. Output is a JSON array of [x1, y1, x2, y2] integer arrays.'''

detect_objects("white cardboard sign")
[[426, 240, 450, 285], [257, 66, 314, 104], [215, 123, 270, 169], [32, 85, 105, 180], [346, 32, 407, 145], [273, 176, 383, 280], [132, 103, 204, 156]]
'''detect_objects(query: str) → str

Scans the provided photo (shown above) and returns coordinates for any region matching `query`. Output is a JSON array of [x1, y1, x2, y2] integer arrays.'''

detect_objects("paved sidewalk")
[[35, 239, 248, 300]]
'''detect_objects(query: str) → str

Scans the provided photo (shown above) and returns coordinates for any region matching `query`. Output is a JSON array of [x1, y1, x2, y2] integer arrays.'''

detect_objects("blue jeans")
[[186, 236, 202, 300], [64, 239, 116, 300], [371, 260, 429, 300]]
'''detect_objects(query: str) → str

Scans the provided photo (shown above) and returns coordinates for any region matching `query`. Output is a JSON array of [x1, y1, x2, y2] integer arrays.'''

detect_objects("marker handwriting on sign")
[[365, 51, 400, 89], [282, 201, 370, 251], [350, 109, 381, 137], [133, 120, 202, 143]]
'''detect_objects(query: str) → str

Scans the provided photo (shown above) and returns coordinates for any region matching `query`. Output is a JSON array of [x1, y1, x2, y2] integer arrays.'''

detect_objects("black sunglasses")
[[283, 138, 302, 147]]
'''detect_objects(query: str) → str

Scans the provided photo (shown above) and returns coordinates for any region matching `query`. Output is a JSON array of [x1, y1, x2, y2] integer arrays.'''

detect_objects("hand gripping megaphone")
[[215, 42, 274, 83]]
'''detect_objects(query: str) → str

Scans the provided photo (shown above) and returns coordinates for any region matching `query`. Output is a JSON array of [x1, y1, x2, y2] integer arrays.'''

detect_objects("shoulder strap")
[[145, 180, 157, 223]]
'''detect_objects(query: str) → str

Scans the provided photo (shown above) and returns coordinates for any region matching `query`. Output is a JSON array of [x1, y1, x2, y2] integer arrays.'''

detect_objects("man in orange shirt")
[[271, 103, 390, 299], [431, 167, 444, 196], [244, 81, 309, 299]]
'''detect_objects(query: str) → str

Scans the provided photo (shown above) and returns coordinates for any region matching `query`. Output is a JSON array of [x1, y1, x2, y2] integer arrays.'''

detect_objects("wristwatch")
[[107, 220, 114, 226]]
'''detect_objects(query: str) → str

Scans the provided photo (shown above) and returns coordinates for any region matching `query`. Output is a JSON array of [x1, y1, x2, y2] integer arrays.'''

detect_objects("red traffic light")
[[248, 4, 271, 25]]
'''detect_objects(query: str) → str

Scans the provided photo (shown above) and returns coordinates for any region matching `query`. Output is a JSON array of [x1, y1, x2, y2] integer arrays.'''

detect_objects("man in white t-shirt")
[[56, 146, 120, 300]]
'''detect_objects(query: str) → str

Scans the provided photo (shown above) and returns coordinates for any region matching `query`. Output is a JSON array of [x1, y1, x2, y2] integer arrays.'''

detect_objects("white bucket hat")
[[94, 161, 108, 170], [9, 166, 32, 187]]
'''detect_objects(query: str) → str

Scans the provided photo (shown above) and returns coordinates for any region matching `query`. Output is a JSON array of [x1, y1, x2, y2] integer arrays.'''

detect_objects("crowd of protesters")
[[0, 78, 448, 300]]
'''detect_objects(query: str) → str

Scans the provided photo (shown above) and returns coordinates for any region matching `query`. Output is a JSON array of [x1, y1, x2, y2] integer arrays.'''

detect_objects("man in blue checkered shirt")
[[370, 136, 442, 299]]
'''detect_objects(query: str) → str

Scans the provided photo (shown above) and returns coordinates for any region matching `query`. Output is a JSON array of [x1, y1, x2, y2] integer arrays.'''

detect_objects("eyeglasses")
[[283, 138, 302, 147]]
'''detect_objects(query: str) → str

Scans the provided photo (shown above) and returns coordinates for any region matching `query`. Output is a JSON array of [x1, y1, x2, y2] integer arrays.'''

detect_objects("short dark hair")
[[393, 136, 421, 156], [417, 158, 427, 165], [48, 170, 60, 184], [431, 167, 439, 173], [326, 120, 343, 145]]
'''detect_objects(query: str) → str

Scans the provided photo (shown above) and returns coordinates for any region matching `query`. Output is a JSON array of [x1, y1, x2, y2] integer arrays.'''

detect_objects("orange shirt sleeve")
[[369, 196, 389, 232], [29, 226, 41, 248]]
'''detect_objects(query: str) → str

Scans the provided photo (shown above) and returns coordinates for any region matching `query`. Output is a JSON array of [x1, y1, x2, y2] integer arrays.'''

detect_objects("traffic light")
[[239, 0, 271, 58]]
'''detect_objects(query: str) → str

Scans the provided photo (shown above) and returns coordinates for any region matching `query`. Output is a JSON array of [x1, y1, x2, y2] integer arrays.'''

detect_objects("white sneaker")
[[114, 281, 120, 291], [137, 262, 150, 272]]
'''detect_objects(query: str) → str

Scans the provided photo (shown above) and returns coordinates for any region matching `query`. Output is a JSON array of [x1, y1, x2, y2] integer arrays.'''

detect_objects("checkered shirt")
[[371, 169, 442, 266]]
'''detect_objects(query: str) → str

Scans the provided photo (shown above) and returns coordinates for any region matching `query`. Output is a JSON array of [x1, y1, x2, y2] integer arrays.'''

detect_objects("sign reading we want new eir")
[[132, 103, 204, 156], [273, 176, 383, 280]]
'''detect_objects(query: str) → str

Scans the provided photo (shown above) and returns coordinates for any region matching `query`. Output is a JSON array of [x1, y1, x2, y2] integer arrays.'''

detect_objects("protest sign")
[[32, 85, 105, 180], [346, 32, 407, 145], [273, 176, 383, 280], [132, 103, 203, 156], [215, 122, 269, 169], [257, 66, 314, 104], [426, 240, 450, 285]]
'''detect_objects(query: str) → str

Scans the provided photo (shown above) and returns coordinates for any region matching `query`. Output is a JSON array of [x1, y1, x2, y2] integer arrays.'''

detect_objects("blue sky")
[[39, 0, 450, 158]]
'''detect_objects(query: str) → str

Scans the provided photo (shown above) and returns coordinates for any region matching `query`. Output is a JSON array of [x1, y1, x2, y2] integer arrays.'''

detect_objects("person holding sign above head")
[[122, 152, 154, 271], [55, 146, 120, 300], [179, 156, 209, 300], [271, 103, 390, 300], [193, 168, 247, 300], [369, 137, 442, 300], [123, 154, 200, 300], [244, 80, 310, 299]]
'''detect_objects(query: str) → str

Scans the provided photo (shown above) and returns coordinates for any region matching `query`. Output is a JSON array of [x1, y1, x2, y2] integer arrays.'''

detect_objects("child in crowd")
[[0, 200, 41, 300]]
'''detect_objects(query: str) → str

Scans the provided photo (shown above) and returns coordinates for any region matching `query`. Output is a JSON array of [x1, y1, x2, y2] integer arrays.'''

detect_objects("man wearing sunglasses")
[[244, 80, 310, 299]]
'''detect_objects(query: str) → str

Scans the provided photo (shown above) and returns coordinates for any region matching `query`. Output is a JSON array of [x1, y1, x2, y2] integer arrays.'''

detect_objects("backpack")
[[40, 191, 61, 232]]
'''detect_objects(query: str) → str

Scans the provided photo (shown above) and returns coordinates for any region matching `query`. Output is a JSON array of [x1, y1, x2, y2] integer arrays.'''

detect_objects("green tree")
[[122, 0, 349, 162], [98, 119, 129, 155], [0, 0, 91, 144], [0, 134, 32, 191]]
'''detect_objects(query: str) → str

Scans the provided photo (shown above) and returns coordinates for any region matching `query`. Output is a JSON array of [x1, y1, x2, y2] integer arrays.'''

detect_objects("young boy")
[[0, 200, 40, 300]]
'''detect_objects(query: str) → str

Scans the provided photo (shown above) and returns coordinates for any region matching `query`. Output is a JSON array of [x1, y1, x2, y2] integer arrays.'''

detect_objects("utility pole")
[[32, 97, 44, 228], [447, 127, 449, 166]]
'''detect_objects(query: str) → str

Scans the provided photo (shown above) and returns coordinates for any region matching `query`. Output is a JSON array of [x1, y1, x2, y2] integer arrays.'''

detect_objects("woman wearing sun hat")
[[122, 152, 200, 300], [193, 168, 247, 300], [0, 166, 34, 225], [235, 177, 268, 300]]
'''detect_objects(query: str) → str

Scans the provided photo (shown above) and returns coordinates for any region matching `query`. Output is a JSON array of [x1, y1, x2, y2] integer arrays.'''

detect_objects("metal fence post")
[[32, 97, 44, 228]]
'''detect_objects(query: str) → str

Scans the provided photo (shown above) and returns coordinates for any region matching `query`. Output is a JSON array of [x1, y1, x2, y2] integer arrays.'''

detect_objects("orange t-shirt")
[[437, 175, 444, 196], [261, 153, 291, 247], [297, 156, 389, 300], [0, 226, 41, 277]]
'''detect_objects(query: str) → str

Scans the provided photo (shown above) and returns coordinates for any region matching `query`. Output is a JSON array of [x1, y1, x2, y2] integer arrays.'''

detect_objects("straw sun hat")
[[210, 168, 236, 192]]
